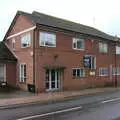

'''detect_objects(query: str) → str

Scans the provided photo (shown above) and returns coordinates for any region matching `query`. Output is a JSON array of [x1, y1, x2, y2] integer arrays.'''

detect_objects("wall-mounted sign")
[[89, 71, 95, 76], [83, 55, 91, 68]]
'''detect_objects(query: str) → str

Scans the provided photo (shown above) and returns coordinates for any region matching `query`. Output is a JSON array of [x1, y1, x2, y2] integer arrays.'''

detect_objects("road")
[[1, 90, 120, 120]]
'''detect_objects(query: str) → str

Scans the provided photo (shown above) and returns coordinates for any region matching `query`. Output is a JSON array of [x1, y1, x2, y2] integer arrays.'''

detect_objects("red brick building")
[[1, 11, 120, 92]]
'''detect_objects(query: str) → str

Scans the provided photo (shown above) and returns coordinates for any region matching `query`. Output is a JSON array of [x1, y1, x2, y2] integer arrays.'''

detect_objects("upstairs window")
[[12, 39, 15, 50], [99, 68, 108, 76], [73, 38, 84, 50], [116, 46, 120, 55], [39, 32, 56, 47], [21, 33, 31, 48], [99, 42, 108, 53], [19, 64, 26, 83], [72, 68, 85, 78], [112, 67, 120, 75]]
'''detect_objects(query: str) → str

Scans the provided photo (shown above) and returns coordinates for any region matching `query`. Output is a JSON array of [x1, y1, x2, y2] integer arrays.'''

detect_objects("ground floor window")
[[19, 64, 26, 83], [0, 64, 6, 82], [72, 68, 85, 78], [99, 68, 108, 76]]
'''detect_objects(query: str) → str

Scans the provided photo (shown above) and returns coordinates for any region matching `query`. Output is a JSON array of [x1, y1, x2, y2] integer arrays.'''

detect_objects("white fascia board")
[[7, 26, 36, 39]]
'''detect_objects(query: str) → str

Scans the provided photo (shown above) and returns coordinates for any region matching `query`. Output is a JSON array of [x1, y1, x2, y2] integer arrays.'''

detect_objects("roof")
[[0, 42, 17, 62], [16, 11, 115, 41], [4, 10, 116, 41]]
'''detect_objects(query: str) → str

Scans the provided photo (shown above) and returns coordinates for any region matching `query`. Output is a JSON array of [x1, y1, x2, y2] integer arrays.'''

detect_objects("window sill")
[[40, 45, 56, 48], [99, 52, 108, 54], [99, 75, 108, 76], [73, 48, 84, 51], [72, 77, 85, 79], [113, 74, 120, 75], [19, 82, 26, 84], [21, 47, 30, 48]]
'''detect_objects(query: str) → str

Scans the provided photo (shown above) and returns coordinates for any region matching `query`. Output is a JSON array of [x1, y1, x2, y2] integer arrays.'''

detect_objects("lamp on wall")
[[30, 51, 33, 56], [54, 54, 58, 60]]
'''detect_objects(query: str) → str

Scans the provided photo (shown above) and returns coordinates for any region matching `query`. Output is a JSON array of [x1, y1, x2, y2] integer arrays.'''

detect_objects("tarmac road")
[[1, 90, 120, 120]]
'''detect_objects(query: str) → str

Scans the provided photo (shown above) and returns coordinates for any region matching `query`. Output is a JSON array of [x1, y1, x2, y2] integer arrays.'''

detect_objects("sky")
[[0, 0, 120, 41]]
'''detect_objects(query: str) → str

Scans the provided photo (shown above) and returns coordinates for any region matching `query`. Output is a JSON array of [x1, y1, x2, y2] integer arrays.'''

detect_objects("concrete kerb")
[[0, 87, 120, 110]]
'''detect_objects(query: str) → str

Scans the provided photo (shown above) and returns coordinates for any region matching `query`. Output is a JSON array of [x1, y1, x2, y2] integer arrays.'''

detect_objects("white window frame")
[[112, 67, 120, 75], [90, 55, 96, 69], [112, 67, 117, 75], [116, 46, 120, 55], [21, 33, 31, 48], [99, 42, 108, 53], [99, 68, 108, 76], [19, 64, 26, 83], [39, 32, 56, 47], [72, 68, 85, 78], [7, 26, 36, 39], [72, 38, 85, 50]]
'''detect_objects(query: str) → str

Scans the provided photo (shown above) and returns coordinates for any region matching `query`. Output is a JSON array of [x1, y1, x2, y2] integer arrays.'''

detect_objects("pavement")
[[0, 87, 120, 109]]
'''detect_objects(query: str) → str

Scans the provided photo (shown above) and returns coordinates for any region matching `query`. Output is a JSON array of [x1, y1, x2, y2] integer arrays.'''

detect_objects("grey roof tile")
[[0, 42, 17, 62], [16, 11, 116, 41]]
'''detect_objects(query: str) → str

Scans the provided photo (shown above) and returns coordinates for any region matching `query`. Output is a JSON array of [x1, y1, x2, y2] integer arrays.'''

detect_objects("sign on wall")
[[83, 55, 91, 68]]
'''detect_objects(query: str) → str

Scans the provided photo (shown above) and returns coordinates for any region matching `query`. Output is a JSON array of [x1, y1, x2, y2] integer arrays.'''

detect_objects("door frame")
[[45, 69, 61, 92]]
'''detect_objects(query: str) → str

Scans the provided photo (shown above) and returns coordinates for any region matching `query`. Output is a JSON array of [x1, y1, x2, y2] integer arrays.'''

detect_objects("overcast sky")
[[0, 0, 120, 41]]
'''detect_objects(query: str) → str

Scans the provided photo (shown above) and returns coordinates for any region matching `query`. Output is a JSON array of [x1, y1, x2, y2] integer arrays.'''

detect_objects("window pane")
[[99, 43, 103, 52], [40, 32, 56, 47], [21, 33, 31, 47], [20, 64, 26, 82], [77, 69, 80, 77], [91, 56, 96, 69], [73, 69, 76, 76], [99, 42, 107, 53], [112, 68, 117, 75], [104, 44, 108, 53], [99, 68, 108, 76], [77, 40, 82, 49], [73, 39, 76, 48], [12, 39, 15, 49], [20, 65, 24, 77], [40, 32, 45, 46], [73, 68, 85, 78], [73, 38, 84, 50], [0, 65, 4, 77], [116, 46, 120, 54], [24, 65, 26, 82]]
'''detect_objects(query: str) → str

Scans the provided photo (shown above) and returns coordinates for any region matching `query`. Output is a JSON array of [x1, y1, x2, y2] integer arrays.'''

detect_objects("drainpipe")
[[33, 27, 36, 92], [114, 42, 117, 87]]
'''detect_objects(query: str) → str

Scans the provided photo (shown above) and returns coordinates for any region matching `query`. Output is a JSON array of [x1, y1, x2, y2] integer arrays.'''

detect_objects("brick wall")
[[34, 29, 119, 92], [6, 63, 17, 85], [5, 15, 34, 90]]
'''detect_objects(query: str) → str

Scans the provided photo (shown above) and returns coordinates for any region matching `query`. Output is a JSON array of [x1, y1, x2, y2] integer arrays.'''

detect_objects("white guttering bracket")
[[7, 26, 36, 40]]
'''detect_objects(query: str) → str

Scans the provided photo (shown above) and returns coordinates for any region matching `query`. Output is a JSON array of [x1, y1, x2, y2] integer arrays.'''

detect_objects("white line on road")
[[17, 106, 83, 120], [101, 97, 120, 104]]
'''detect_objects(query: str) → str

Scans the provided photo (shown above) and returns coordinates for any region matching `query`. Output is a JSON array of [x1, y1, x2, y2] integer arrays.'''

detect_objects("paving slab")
[[0, 87, 119, 109]]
